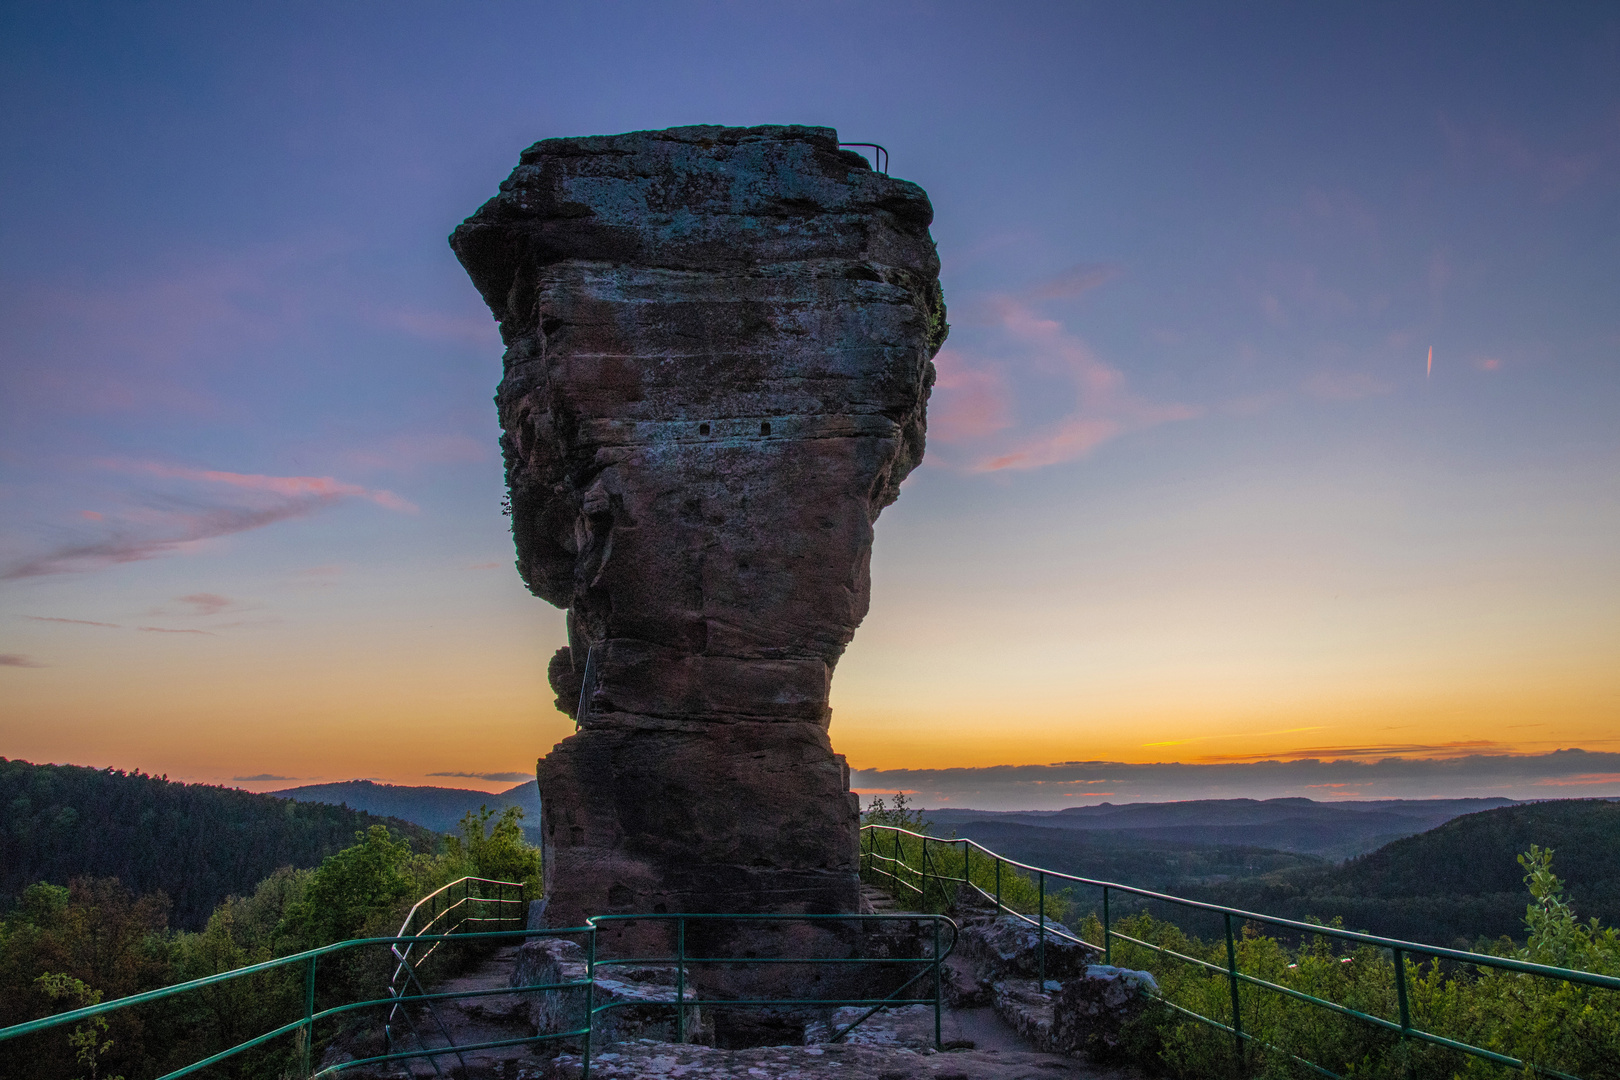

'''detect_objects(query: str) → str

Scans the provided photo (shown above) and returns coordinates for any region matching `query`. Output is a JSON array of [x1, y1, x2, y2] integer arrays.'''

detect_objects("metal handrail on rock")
[[861, 823, 1620, 1080]]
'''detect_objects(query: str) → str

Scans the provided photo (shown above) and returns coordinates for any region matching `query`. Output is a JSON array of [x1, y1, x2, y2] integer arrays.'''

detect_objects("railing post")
[[1038, 872, 1046, 986], [933, 918, 943, 1050], [583, 926, 596, 1080], [994, 856, 1002, 915], [302, 954, 316, 1078], [1393, 947, 1414, 1080], [894, 828, 903, 893], [1102, 886, 1111, 966], [922, 835, 929, 905], [676, 918, 687, 1044], [1224, 912, 1243, 1073]]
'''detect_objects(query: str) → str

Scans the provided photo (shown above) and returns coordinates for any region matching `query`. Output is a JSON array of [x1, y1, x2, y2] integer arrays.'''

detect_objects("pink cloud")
[[970, 297, 1200, 472], [1025, 264, 1123, 301], [1438, 110, 1615, 202], [3, 502, 323, 580], [176, 593, 235, 616], [1532, 773, 1620, 787], [25, 616, 122, 628], [930, 349, 1014, 443], [0, 654, 47, 668], [106, 460, 416, 512], [138, 626, 214, 635], [2, 461, 415, 580]]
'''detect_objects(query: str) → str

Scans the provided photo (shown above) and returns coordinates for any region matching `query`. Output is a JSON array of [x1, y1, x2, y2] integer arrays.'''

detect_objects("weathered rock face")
[[451, 125, 945, 929]]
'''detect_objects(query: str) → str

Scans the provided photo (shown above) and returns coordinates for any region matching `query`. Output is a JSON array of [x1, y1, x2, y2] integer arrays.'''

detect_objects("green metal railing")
[[0, 892, 954, 1079], [861, 823, 1620, 1080], [584, 911, 956, 1059], [0, 923, 586, 1080], [382, 875, 527, 1071]]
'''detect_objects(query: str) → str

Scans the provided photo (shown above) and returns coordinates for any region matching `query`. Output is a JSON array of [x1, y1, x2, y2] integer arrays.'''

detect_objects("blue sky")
[[2, 3, 1617, 799]]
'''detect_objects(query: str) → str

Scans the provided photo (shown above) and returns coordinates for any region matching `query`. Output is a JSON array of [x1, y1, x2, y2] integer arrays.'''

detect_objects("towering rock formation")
[[451, 125, 945, 928]]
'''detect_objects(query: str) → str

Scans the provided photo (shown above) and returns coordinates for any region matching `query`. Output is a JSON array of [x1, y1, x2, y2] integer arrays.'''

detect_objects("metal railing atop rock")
[[0, 880, 955, 1079], [860, 822, 1620, 1080], [382, 875, 529, 1067]]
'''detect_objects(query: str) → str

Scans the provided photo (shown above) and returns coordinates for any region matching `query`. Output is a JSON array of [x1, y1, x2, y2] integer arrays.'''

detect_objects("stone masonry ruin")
[[451, 124, 946, 931]]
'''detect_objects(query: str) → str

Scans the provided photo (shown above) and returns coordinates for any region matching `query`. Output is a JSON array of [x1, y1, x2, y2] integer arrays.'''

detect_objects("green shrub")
[[1, 814, 546, 1079], [1081, 848, 1620, 1079]]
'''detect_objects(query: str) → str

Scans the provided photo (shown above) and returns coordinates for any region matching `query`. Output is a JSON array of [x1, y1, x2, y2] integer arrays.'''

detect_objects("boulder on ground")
[[1050, 965, 1159, 1061], [956, 915, 1099, 983], [510, 937, 708, 1047]]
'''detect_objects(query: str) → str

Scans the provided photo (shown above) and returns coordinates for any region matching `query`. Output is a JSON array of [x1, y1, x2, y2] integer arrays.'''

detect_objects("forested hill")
[[270, 778, 541, 836], [0, 758, 440, 929], [1196, 799, 1620, 945]]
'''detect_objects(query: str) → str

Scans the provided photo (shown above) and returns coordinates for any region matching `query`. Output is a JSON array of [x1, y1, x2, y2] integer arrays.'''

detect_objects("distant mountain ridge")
[[1194, 799, 1620, 943], [926, 797, 1514, 860], [270, 778, 542, 837], [940, 818, 1328, 893]]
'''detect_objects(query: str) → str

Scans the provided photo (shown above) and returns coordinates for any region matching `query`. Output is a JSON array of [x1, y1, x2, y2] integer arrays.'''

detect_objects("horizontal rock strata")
[[451, 125, 945, 933]]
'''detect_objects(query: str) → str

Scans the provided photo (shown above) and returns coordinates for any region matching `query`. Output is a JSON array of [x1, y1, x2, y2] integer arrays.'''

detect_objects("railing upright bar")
[[1393, 947, 1414, 1080], [1103, 886, 1111, 966], [1038, 872, 1047, 985], [303, 954, 317, 1079], [676, 918, 687, 1044], [922, 835, 930, 905], [583, 926, 597, 1080], [995, 855, 1002, 914], [933, 918, 943, 1049], [1225, 912, 1244, 1072]]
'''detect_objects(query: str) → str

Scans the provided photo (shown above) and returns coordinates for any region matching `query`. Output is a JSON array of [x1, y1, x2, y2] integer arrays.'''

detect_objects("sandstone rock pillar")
[[451, 125, 945, 929]]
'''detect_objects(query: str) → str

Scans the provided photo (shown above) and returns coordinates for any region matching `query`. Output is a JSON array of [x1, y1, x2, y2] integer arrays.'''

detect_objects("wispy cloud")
[[853, 749, 1620, 809], [1026, 263, 1124, 301], [25, 616, 122, 628], [138, 626, 213, 635], [1195, 740, 1502, 763], [174, 593, 235, 616], [109, 461, 415, 512], [0, 654, 46, 668], [1142, 726, 1326, 748], [428, 770, 533, 783], [4, 503, 321, 580], [233, 773, 299, 782], [929, 350, 1013, 443], [1439, 111, 1616, 202], [2, 462, 415, 580], [927, 266, 1199, 473], [974, 296, 1200, 471]]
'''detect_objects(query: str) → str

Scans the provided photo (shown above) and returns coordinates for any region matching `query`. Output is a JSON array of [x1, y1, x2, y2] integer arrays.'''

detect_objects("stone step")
[[860, 884, 899, 913]]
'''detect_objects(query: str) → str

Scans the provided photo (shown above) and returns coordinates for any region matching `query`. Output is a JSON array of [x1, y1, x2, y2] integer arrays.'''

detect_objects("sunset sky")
[[3, 3, 1617, 803]]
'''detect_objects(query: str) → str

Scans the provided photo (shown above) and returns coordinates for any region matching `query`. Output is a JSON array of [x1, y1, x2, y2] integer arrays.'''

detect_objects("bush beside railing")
[[860, 824, 1620, 1079]]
